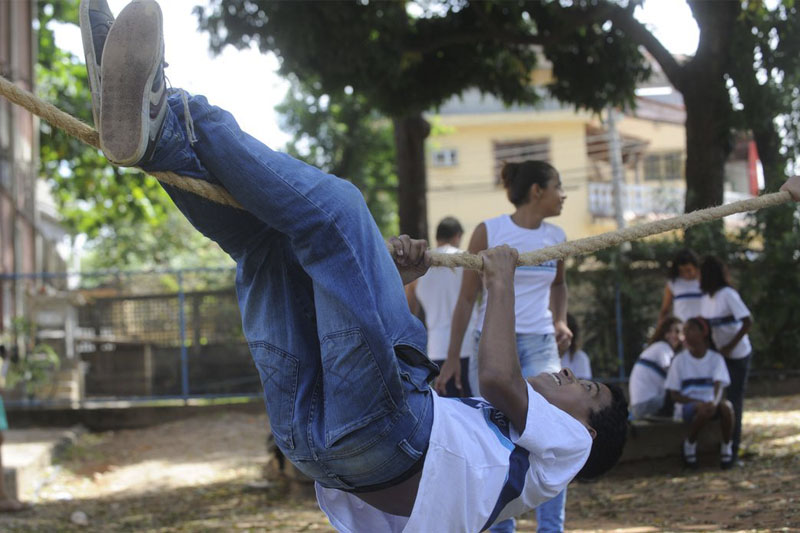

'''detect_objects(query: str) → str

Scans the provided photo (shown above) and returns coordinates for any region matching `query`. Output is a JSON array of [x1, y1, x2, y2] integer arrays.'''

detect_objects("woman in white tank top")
[[436, 160, 570, 533]]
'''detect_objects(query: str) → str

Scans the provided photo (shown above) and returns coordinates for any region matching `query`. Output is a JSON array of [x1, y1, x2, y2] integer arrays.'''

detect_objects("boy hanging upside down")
[[80, 1, 629, 530]]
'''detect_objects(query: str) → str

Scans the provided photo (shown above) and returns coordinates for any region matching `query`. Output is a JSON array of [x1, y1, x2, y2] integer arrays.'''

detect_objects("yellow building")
[[424, 62, 753, 244]]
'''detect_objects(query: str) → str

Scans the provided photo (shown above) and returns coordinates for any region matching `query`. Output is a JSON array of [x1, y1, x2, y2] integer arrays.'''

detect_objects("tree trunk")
[[392, 113, 430, 239], [681, 84, 730, 213], [679, 1, 739, 245]]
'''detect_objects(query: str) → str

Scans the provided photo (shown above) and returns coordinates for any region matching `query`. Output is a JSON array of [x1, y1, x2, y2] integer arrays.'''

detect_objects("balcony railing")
[[588, 182, 753, 219]]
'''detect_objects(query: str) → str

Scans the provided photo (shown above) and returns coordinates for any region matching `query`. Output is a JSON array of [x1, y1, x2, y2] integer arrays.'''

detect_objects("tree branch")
[[603, 4, 686, 90]]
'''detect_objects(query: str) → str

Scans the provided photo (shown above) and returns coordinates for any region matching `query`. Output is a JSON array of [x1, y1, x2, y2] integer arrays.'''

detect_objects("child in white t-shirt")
[[700, 255, 753, 462], [658, 249, 702, 324], [629, 316, 683, 419], [665, 318, 734, 470]]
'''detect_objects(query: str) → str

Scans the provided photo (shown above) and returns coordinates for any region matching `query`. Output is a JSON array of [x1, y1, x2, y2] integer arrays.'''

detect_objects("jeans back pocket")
[[321, 328, 396, 449], [251, 342, 299, 450]]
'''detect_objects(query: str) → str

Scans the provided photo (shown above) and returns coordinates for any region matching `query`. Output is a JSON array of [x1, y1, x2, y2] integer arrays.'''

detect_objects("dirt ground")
[[1, 394, 798, 532]]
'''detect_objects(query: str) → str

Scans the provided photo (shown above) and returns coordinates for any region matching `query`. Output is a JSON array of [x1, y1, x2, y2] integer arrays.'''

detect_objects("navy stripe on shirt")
[[454, 397, 531, 529], [708, 315, 739, 327], [673, 292, 703, 300], [482, 445, 531, 531], [635, 358, 668, 378], [681, 377, 714, 388]]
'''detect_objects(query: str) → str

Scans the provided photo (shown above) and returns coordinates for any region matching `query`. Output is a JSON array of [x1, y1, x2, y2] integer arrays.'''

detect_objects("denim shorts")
[[469, 331, 560, 395], [681, 402, 722, 423]]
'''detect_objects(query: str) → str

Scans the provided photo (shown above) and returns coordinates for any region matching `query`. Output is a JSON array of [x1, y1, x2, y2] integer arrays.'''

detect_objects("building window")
[[432, 148, 459, 167], [644, 151, 683, 181], [493, 139, 550, 184]]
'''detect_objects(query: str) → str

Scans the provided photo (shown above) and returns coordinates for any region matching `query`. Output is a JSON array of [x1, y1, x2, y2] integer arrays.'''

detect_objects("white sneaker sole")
[[99, 0, 164, 167]]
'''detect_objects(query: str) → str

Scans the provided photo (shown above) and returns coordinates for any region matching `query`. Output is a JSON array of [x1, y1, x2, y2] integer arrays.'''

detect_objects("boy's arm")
[[710, 382, 725, 406], [670, 389, 700, 405], [477, 245, 529, 432], [388, 235, 431, 285], [779, 175, 800, 201]]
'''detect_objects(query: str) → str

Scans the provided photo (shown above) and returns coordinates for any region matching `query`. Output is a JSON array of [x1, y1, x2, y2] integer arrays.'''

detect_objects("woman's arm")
[[436, 224, 487, 394], [720, 316, 752, 358], [549, 259, 571, 353], [658, 283, 674, 325]]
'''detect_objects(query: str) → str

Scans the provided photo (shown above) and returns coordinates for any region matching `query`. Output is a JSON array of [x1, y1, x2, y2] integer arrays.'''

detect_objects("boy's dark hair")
[[699, 255, 730, 296], [667, 248, 700, 280], [435, 216, 464, 242], [576, 383, 628, 480], [500, 160, 558, 207]]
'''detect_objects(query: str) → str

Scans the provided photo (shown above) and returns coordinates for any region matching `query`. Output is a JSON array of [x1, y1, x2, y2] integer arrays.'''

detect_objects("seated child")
[[628, 316, 682, 420], [665, 318, 735, 469], [80, 1, 629, 530]]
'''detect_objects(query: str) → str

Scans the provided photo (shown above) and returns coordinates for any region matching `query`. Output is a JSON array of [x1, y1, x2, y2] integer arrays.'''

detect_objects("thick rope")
[[1, 75, 793, 270], [0, 76, 243, 209]]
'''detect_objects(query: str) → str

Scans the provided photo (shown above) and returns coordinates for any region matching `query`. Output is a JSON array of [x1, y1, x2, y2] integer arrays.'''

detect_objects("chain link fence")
[[1, 268, 261, 405]]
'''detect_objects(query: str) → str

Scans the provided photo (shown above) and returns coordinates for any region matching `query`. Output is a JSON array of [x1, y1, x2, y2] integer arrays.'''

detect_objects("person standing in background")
[[560, 314, 591, 380], [439, 160, 571, 533], [406, 217, 477, 397], [658, 249, 702, 325], [700, 256, 753, 463]]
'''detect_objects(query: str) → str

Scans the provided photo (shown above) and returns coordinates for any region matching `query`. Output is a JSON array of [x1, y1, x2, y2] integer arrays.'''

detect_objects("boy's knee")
[[720, 400, 735, 416]]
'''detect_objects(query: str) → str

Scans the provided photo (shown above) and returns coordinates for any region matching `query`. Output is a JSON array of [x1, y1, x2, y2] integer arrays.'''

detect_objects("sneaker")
[[99, 0, 168, 167], [79, 0, 115, 127], [682, 439, 698, 469], [720, 441, 734, 470]]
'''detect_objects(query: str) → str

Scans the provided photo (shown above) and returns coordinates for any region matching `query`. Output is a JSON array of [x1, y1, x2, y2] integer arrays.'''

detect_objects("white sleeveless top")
[[475, 215, 566, 334], [667, 277, 702, 322]]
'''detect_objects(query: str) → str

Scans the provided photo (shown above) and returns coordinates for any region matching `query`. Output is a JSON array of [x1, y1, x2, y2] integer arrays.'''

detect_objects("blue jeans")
[[142, 92, 436, 490], [471, 332, 566, 533]]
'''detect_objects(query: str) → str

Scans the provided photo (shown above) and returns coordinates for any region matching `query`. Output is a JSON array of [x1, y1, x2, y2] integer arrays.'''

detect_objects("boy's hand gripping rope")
[[0, 74, 792, 271]]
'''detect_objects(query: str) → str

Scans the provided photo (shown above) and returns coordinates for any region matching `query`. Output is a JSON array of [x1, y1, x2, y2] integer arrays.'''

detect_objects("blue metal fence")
[[1, 267, 262, 405]]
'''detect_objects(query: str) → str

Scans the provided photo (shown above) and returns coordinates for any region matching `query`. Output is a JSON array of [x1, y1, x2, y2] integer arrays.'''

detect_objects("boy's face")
[[527, 368, 611, 439], [682, 322, 706, 354]]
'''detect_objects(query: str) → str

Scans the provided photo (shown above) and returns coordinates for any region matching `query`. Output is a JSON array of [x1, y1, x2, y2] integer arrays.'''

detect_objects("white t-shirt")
[[316, 383, 592, 533], [665, 349, 730, 404], [628, 341, 675, 407], [414, 244, 478, 361], [476, 215, 566, 335], [560, 350, 592, 380], [667, 277, 702, 322], [700, 287, 752, 360]]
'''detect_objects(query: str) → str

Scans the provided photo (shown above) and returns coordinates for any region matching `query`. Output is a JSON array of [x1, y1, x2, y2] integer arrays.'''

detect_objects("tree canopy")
[[196, 0, 649, 237], [276, 76, 399, 235]]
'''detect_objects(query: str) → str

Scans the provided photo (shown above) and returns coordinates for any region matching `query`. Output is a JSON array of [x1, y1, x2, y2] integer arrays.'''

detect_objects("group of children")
[[630, 249, 753, 469]]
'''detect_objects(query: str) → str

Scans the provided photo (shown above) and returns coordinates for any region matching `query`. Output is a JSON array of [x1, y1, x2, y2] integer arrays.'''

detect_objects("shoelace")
[[164, 65, 198, 145]]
